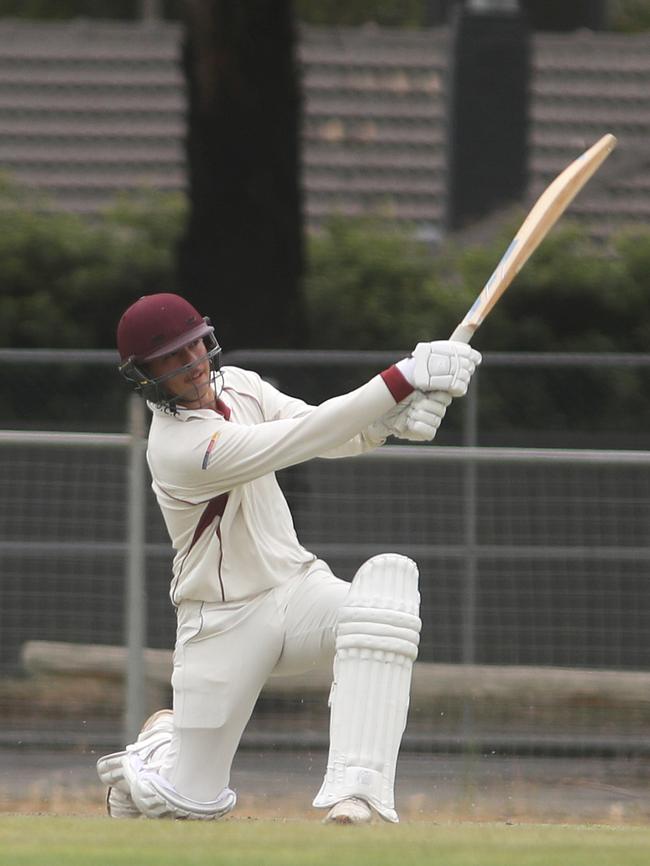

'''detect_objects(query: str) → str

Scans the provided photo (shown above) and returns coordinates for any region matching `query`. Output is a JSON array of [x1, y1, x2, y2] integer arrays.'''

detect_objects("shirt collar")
[[146, 370, 231, 421], [147, 398, 230, 422]]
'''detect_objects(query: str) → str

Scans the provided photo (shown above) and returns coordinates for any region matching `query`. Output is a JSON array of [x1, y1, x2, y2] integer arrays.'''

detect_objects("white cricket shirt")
[[146, 364, 412, 604]]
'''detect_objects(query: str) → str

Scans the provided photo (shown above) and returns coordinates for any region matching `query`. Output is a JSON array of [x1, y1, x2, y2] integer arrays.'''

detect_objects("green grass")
[[1, 817, 650, 866]]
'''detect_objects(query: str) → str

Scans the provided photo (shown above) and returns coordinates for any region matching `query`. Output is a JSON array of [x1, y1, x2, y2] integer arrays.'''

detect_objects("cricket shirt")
[[146, 364, 412, 605]]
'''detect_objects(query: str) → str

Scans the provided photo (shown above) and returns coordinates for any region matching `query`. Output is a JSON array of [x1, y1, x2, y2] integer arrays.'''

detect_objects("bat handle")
[[449, 323, 475, 344]]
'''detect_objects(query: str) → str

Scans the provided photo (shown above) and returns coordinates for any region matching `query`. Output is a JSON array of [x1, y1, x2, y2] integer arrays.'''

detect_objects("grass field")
[[1, 816, 650, 866]]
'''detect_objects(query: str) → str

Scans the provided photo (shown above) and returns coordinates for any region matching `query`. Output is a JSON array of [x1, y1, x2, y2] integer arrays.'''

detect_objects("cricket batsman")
[[97, 293, 481, 824]]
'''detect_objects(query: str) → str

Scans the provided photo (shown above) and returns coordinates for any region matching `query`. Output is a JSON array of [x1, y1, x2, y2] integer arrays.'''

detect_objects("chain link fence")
[[2, 349, 650, 755]]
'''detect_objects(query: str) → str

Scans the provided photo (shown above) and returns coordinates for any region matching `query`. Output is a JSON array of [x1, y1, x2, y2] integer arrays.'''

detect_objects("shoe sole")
[[326, 814, 364, 825], [323, 799, 373, 825]]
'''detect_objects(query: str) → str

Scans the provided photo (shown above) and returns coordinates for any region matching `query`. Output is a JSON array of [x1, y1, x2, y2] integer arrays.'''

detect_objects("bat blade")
[[450, 133, 617, 344]]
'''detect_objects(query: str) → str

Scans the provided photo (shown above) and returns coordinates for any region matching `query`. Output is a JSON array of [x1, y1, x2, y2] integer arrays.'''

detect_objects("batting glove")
[[366, 390, 452, 443], [396, 341, 482, 397]]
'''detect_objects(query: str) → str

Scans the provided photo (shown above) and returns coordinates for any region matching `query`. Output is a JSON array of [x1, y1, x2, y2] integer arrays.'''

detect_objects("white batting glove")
[[366, 390, 452, 443], [396, 341, 482, 397]]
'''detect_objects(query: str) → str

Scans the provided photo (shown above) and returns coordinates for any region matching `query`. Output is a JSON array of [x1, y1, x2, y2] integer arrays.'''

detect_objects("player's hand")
[[396, 341, 482, 397], [366, 390, 452, 443]]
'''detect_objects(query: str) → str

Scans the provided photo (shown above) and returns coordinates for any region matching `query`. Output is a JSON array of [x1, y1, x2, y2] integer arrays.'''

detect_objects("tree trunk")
[[178, 0, 306, 350]]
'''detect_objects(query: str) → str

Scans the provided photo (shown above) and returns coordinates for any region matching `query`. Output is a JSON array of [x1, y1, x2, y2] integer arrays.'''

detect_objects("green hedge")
[[303, 215, 650, 446], [3, 180, 650, 440], [304, 216, 467, 350], [2, 179, 649, 357], [0, 178, 186, 350], [305, 214, 650, 353]]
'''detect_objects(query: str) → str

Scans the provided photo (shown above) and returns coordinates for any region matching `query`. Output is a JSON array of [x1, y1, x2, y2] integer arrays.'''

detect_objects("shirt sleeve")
[[150, 369, 412, 499], [256, 375, 375, 458]]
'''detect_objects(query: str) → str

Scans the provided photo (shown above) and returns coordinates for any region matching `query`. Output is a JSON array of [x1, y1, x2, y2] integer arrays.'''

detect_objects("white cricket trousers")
[[159, 561, 348, 802]]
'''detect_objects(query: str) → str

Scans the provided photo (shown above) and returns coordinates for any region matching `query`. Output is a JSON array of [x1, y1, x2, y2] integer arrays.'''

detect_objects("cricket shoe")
[[97, 708, 174, 818], [323, 797, 373, 825]]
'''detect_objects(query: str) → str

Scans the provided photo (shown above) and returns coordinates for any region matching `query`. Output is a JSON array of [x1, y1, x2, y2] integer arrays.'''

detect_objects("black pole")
[[446, 2, 530, 231], [178, 1, 306, 350]]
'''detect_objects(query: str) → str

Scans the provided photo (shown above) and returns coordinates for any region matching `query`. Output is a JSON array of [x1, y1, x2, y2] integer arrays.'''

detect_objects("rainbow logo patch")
[[201, 432, 220, 469]]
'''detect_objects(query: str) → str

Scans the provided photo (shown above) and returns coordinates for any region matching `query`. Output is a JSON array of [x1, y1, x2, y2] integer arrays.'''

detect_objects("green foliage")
[[305, 216, 473, 350], [305, 214, 650, 443], [2, 179, 650, 439], [0, 177, 186, 350], [306, 213, 650, 354], [3, 178, 649, 357], [609, 0, 650, 32], [1, 0, 649, 32], [462, 220, 650, 441], [0, 0, 138, 18], [467, 220, 650, 352]]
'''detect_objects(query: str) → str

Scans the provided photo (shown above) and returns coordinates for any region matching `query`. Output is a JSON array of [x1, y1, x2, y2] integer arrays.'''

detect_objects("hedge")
[[0, 178, 186, 350], [2, 179, 650, 440], [3, 176, 649, 355]]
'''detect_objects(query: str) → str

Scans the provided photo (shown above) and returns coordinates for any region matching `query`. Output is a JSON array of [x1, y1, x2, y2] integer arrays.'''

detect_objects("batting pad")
[[313, 553, 421, 822], [123, 752, 236, 820]]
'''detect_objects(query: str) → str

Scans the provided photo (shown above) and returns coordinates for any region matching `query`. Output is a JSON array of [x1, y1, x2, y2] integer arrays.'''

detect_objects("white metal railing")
[[0, 395, 148, 743], [3, 409, 650, 743], [4, 349, 650, 751], [4, 347, 650, 450]]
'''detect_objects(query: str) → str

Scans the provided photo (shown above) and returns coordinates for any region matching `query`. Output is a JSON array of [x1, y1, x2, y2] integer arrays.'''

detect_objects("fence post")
[[461, 371, 479, 666], [125, 394, 147, 744], [461, 371, 479, 749]]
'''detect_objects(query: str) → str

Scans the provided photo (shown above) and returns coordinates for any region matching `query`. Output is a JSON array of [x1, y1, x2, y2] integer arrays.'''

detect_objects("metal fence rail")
[[2, 423, 650, 751], [0, 398, 148, 744], [3, 349, 650, 753], [4, 347, 650, 445]]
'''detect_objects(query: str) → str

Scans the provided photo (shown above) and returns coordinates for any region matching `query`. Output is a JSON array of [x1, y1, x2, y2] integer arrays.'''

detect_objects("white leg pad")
[[313, 553, 421, 823], [123, 752, 237, 820]]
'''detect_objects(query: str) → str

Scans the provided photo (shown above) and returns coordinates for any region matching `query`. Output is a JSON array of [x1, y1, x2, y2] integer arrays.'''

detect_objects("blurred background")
[[1, 0, 650, 822]]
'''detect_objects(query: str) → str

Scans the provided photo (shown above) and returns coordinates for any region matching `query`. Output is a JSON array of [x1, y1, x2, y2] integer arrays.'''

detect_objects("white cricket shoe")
[[323, 797, 373, 825], [97, 708, 174, 818]]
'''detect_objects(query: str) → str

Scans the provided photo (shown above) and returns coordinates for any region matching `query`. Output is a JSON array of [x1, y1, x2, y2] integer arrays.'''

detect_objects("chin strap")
[[119, 341, 223, 413]]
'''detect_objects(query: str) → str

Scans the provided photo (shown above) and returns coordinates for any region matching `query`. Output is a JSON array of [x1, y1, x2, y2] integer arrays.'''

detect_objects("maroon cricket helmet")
[[117, 293, 214, 364], [116, 293, 222, 409]]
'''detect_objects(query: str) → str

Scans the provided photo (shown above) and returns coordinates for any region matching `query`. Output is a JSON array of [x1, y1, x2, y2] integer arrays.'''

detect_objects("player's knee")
[[339, 553, 422, 660], [348, 553, 421, 614], [353, 551, 419, 589]]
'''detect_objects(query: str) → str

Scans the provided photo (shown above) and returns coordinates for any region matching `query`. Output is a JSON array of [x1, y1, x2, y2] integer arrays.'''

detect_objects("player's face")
[[147, 338, 214, 408]]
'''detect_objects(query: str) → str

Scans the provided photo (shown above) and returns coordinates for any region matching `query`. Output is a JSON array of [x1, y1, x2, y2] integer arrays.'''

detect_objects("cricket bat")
[[450, 133, 618, 344]]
